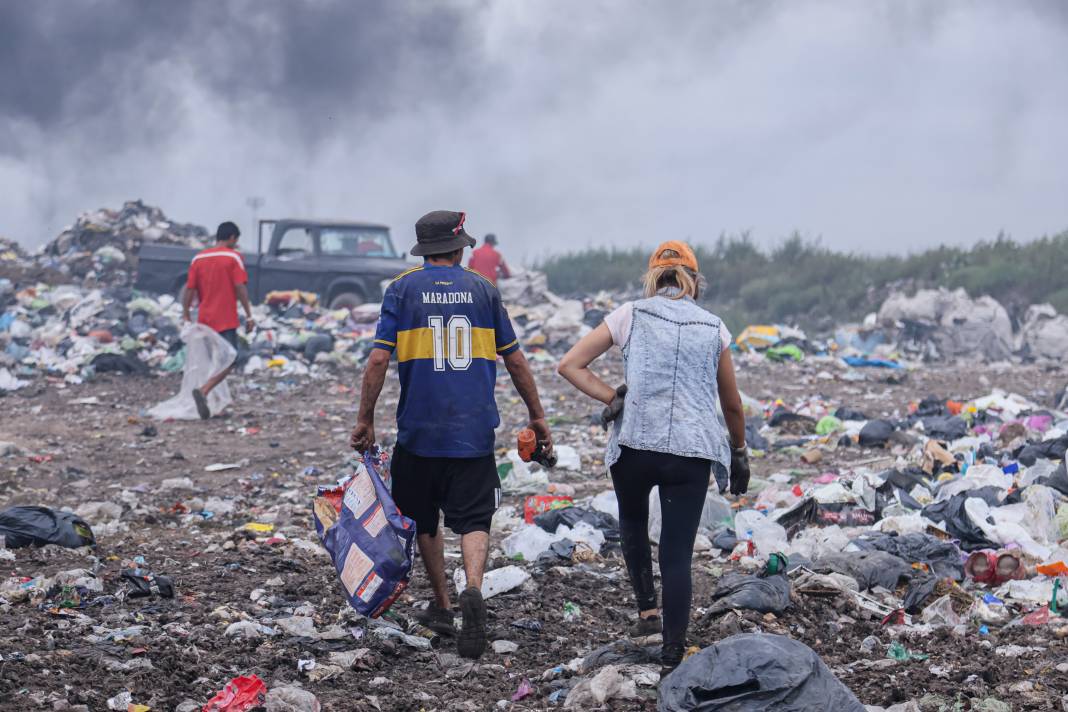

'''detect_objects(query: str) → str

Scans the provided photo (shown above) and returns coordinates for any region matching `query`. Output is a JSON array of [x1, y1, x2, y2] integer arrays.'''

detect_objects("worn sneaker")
[[413, 605, 457, 637], [192, 388, 211, 420], [457, 587, 487, 659], [629, 615, 663, 638], [660, 643, 684, 676]]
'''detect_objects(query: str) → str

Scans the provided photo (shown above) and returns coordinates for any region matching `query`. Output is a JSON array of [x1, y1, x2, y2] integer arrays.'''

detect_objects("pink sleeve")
[[604, 303, 633, 347]]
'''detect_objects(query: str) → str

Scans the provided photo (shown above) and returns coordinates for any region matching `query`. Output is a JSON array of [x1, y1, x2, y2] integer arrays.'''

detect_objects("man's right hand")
[[350, 420, 376, 452], [529, 417, 554, 460]]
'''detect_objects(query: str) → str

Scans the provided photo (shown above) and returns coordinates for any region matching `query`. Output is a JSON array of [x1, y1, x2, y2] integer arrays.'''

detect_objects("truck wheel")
[[330, 292, 364, 310]]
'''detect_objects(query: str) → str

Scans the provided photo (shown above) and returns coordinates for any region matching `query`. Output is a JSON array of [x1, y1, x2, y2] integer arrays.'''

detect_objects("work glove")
[[729, 444, 751, 495], [600, 384, 628, 430]]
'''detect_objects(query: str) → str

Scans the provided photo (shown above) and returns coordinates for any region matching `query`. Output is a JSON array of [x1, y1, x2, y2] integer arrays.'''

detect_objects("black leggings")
[[610, 446, 711, 648]]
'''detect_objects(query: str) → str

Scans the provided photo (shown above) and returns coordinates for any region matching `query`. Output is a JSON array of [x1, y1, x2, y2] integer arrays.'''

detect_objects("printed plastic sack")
[[312, 449, 415, 618], [148, 323, 236, 420]]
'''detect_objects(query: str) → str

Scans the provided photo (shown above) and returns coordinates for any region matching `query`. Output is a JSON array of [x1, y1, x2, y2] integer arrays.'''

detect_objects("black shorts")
[[390, 444, 500, 537], [217, 328, 239, 350]]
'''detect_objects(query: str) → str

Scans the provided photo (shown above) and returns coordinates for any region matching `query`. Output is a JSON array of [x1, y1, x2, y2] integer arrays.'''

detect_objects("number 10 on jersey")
[[428, 315, 473, 371]]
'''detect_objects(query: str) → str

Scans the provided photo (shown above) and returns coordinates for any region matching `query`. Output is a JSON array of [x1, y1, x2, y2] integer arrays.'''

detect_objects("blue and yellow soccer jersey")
[[372, 264, 520, 457]]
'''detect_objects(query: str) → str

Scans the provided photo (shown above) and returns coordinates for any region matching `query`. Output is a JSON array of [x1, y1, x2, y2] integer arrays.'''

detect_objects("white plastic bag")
[[498, 449, 549, 494], [733, 509, 788, 559], [649, 488, 734, 543], [148, 324, 236, 420], [453, 565, 531, 598]]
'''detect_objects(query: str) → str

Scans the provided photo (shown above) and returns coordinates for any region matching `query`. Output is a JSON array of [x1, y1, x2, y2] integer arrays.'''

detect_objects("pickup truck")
[[135, 219, 412, 308]]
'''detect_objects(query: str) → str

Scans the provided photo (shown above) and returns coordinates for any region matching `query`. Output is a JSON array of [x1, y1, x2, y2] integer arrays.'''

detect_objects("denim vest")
[[606, 291, 730, 489]]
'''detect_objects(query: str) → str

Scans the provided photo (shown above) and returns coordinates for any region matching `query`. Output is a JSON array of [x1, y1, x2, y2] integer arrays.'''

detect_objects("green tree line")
[[535, 231, 1068, 333]]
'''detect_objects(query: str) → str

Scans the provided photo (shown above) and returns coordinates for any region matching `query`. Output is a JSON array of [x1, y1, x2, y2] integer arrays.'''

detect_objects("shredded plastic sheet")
[[312, 450, 416, 618], [148, 324, 235, 420]]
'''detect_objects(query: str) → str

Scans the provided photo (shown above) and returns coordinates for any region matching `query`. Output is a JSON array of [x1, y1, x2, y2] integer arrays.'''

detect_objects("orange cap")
[[649, 240, 698, 273]]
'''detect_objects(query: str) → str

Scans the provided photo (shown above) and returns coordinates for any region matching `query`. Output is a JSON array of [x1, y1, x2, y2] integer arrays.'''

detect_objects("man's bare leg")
[[460, 530, 490, 591], [457, 530, 490, 658], [417, 531, 451, 610], [201, 364, 234, 396]]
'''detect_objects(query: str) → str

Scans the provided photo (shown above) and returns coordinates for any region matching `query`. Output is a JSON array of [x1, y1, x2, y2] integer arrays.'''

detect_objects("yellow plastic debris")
[[244, 522, 275, 533], [735, 325, 780, 352]]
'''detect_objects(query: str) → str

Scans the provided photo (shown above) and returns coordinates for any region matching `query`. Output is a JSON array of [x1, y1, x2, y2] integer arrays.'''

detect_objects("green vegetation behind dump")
[[535, 231, 1068, 333]]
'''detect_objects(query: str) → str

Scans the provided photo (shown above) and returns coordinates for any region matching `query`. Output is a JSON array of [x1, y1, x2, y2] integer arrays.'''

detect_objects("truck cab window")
[[277, 228, 314, 259], [320, 229, 397, 258]]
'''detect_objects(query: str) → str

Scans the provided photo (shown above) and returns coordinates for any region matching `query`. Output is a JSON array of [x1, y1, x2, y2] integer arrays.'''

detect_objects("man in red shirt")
[[467, 233, 511, 286], [182, 221, 255, 419]]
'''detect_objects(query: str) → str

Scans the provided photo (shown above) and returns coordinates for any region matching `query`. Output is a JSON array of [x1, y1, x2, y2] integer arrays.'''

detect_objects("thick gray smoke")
[[1, 0, 1066, 262]]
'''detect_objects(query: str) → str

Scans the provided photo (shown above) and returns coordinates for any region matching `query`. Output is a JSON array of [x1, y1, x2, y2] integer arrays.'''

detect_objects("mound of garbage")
[[2, 200, 209, 289], [737, 286, 1068, 368], [43, 200, 209, 287], [0, 282, 383, 393]]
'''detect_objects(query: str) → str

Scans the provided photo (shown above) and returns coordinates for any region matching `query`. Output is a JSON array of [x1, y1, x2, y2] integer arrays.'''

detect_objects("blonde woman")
[[557, 241, 749, 669]]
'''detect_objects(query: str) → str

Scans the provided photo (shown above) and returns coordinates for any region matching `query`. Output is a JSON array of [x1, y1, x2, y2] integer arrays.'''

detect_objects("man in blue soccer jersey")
[[351, 210, 553, 659]]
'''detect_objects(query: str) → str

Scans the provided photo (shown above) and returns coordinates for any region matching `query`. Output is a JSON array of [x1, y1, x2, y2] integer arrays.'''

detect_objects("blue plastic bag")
[[312, 449, 416, 618]]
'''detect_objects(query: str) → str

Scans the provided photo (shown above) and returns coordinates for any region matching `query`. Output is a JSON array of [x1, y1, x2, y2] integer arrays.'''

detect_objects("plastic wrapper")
[[312, 450, 415, 618], [148, 323, 236, 420], [919, 593, 961, 625]]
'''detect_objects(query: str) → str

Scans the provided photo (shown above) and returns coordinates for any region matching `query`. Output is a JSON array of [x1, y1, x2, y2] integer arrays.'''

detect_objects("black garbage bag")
[[902, 574, 939, 613], [126, 312, 152, 337], [850, 532, 963, 580], [535, 538, 576, 565], [922, 416, 968, 440], [834, 406, 869, 421], [705, 573, 791, 617], [858, 419, 894, 447], [658, 633, 865, 712], [121, 568, 176, 599], [915, 396, 948, 417], [921, 493, 998, 551], [0, 506, 95, 548], [767, 407, 815, 431], [1037, 461, 1068, 497], [534, 507, 620, 541], [581, 639, 661, 674], [709, 527, 737, 552], [303, 332, 334, 361], [582, 308, 607, 328], [90, 352, 150, 376], [881, 467, 931, 493], [1017, 435, 1068, 467], [812, 550, 912, 591], [745, 418, 769, 451], [772, 497, 818, 538]]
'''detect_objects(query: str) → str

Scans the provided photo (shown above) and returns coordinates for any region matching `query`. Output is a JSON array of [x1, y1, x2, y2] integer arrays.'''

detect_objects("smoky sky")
[[1, 0, 1067, 264]]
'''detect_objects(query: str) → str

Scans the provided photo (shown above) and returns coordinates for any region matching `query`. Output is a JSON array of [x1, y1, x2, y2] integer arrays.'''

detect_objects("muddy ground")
[[0, 354, 1066, 710]]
